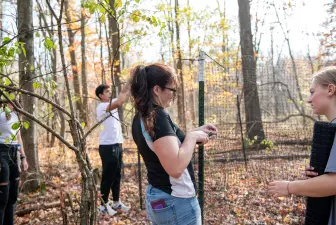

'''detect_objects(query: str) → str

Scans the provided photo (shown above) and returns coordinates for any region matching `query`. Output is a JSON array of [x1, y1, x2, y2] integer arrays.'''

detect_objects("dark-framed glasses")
[[164, 87, 177, 93]]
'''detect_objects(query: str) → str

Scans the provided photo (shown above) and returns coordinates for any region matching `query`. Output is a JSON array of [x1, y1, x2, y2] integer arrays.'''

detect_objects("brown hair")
[[312, 66, 336, 87], [130, 63, 177, 138]]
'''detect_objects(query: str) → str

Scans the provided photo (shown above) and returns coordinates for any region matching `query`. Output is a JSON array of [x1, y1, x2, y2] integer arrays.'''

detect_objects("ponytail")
[[130, 63, 177, 138]]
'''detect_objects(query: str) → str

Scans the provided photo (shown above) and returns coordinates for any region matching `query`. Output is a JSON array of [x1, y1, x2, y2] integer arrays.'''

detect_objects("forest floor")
[[14, 137, 309, 225]]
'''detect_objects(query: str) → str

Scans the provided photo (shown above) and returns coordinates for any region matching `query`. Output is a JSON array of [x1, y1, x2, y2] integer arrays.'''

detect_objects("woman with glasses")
[[130, 63, 217, 225]]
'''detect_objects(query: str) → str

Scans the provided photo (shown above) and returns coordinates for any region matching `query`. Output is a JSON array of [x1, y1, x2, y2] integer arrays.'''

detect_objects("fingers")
[[303, 171, 318, 178], [305, 166, 314, 171], [303, 167, 318, 178]]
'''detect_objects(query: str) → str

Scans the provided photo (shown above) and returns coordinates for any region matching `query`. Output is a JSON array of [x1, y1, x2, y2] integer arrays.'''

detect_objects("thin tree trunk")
[[168, 0, 177, 69], [217, 0, 229, 72], [186, 0, 196, 126], [18, 0, 40, 192], [270, 27, 279, 118], [47, 1, 97, 222], [64, 0, 85, 122], [81, 3, 88, 125], [0, 0, 2, 45], [238, 0, 265, 143], [37, 0, 65, 146], [273, 1, 306, 124], [101, 22, 107, 84], [175, 0, 186, 131], [108, 0, 125, 133], [306, 31, 315, 75]]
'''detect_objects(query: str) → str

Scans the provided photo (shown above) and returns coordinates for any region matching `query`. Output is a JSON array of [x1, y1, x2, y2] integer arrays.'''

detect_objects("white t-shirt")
[[96, 100, 123, 145], [0, 110, 19, 144]]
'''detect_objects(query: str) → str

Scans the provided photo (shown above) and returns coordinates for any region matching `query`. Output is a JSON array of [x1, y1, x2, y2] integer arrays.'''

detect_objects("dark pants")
[[99, 144, 123, 204], [0, 144, 20, 225]]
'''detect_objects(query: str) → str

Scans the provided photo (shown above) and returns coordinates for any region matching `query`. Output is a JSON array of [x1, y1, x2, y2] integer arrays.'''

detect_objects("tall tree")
[[186, 0, 196, 125], [238, 0, 265, 142], [36, 0, 66, 146], [18, 0, 40, 191], [81, 2, 89, 125], [175, 0, 186, 131], [0, 0, 2, 44], [64, 0, 85, 123], [108, 0, 125, 132]]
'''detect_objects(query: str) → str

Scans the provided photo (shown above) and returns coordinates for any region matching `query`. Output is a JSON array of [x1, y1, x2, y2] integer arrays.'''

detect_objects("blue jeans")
[[145, 184, 202, 225]]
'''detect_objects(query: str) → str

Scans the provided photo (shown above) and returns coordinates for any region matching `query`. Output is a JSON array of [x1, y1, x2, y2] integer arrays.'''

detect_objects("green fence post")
[[198, 50, 205, 223]]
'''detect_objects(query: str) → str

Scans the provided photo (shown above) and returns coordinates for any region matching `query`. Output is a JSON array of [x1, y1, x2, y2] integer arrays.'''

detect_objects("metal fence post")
[[198, 50, 205, 223]]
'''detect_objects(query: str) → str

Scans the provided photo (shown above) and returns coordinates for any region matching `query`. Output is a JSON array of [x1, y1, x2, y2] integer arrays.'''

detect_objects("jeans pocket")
[[151, 205, 177, 225]]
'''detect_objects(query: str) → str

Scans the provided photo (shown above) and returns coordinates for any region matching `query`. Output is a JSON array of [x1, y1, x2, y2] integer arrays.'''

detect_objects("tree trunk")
[[186, 0, 196, 127], [18, 0, 40, 192], [99, 22, 106, 84], [0, 0, 2, 45], [273, 2, 306, 124], [217, 0, 229, 72], [37, 1, 65, 146], [168, 0, 177, 69], [50, 14, 65, 146], [270, 27, 279, 118], [45, 1, 98, 223], [175, 0, 186, 131], [238, 0, 265, 143], [64, 0, 85, 122], [81, 3, 88, 126], [108, 0, 125, 133]]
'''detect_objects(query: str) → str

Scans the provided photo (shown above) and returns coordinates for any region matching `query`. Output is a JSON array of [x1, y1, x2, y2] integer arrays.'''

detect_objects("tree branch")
[[0, 89, 77, 151], [0, 84, 72, 118]]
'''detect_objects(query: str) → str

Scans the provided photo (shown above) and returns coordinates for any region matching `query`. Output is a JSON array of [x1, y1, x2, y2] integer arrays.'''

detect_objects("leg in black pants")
[[0, 146, 20, 225], [111, 144, 122, 201], [99, 144, 122, 204]]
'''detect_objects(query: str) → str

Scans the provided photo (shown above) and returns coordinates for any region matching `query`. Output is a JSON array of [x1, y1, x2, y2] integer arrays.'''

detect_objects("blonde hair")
[[312, 66, 336, 87]]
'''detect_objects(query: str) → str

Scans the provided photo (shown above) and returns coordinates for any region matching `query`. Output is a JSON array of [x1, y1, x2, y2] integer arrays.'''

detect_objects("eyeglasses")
[[164, 87, 177, 93]]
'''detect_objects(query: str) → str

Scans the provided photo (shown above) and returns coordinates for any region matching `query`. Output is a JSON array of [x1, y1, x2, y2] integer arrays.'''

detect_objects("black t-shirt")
[[132, 108, 197, 197]]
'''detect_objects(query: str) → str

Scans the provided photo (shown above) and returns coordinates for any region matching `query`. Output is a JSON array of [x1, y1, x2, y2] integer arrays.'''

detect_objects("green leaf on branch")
[[23, 121, 30, 129], [114, 0, 122, 9], [11, 122, 21, 130], [9, 93, 15, 100], [3, 37, 11, 45], [33, 82, 41, 89]]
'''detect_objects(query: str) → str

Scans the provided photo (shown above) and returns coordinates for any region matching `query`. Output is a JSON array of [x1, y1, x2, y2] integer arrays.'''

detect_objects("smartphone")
[[150, 199, 166, 210]]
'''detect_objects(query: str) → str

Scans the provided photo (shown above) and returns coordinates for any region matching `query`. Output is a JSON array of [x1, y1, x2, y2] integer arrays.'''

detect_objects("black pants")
[[99, 144, 123, 204], [0, 144, 20, 225]]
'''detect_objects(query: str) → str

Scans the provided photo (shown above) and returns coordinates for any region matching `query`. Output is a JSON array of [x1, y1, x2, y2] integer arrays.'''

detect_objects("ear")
[[328, 84, 336, 96], [153, 85, 161, 96], [98, 93, 104, 99]]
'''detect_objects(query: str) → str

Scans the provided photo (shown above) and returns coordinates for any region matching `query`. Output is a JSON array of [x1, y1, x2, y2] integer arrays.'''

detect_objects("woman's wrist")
[[287, 181, 291, 195]]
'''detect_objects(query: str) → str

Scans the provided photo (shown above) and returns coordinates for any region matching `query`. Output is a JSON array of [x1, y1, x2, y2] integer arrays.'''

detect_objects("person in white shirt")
[[95, 84, 130, 215], [0, 97, 28, 225]]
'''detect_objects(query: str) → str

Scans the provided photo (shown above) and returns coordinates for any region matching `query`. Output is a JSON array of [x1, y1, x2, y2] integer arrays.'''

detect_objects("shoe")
[[99, 204, 117, 216], [112, 201, 130, 212]]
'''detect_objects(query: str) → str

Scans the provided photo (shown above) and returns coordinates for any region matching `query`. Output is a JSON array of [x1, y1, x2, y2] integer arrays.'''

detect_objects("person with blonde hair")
[[268, 66, 336, 225]]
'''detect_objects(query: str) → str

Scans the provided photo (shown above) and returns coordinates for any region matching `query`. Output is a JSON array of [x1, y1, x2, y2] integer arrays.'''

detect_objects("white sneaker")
[[112, 201, 130, 212], [99, 204, 117, 216]]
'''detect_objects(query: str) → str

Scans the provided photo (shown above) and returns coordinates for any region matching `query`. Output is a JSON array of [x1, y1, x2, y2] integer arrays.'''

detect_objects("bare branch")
[[0, 89, 77, 151], [0, 84, 72, 118], [258, 81, 303, 114]]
